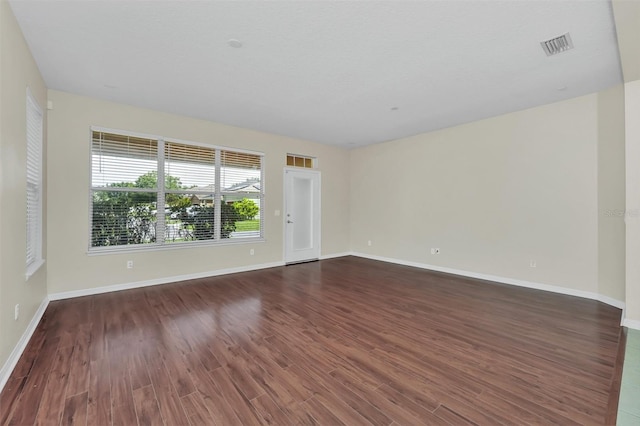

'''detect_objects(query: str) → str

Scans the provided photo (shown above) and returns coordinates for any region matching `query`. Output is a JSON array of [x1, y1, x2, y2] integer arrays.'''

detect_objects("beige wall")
[[0, 0, 48, 372], [625, 80, 640, 321], [46, 90, 350, 295], [597, 85, 626, 302], [612, 0, 640, 84], [46, 87, 628, 302], [350, 93, 620, 295]]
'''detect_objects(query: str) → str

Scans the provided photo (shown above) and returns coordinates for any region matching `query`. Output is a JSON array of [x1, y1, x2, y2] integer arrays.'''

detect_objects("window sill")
[[26, 258, 45, 280], [87, 237, 266, 256]]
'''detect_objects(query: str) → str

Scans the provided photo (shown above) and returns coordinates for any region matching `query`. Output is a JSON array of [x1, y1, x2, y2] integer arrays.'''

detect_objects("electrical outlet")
[[127, 260, 134, 269], [250, 248, 255, 255], [14, 304, 19, 321], [367, 240, 372, 247], [530, 260, 537, 268], [431, 248, 440, 254]]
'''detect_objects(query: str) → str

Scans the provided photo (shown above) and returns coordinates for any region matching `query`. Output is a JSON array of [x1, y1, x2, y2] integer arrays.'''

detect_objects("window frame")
[[286, 153, 316, 169], [88, 127, 265, 254], [26, 88, 44, 278]]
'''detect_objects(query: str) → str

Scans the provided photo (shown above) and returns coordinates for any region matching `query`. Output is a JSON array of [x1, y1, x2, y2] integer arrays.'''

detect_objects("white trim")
[[282, 170, 286, 263], [0, 297, 49, 393], [283, 166, 321, 174], [350, 252, 626, 310], [623, 318, 640, 330], [48, 260, 285, 301], [320, 252, 351, 260], [25, 258, 45, 280], [87, 237, 266, 256], [597, 294, 626, 310]]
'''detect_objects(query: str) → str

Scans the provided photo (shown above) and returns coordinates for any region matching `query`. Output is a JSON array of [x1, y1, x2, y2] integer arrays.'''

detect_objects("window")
[[26, 89, 44, 276], [286, 153, 315, 168], [90, 129, 264, 251]]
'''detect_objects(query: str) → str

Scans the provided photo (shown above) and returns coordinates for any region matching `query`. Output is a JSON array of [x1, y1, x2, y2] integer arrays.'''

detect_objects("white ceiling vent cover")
[[540, 33, 574, 56]]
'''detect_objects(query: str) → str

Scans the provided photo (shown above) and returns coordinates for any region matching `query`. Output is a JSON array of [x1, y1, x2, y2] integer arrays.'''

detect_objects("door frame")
[[283, 167, 321, 264]]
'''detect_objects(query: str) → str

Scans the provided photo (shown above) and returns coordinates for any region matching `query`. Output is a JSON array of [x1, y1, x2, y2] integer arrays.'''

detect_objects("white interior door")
[[284, 168, 320, 263]]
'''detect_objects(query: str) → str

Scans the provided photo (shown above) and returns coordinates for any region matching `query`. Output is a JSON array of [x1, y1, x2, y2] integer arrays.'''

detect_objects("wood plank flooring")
[[0, 256, 623, 425]]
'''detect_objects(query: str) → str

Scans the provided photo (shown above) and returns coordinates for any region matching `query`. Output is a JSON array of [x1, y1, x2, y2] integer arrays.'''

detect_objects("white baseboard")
[[49, 260, 285, 301], [623, 318, 640, 331], [320, 252, 351, 260], [0, 296, 49, 393], [597, 294, 626, 310], [350, 252, 626, 311]]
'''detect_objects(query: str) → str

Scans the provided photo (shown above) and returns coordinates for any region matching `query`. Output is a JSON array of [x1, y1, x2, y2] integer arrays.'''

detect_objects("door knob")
[[287, 220, 294, 223]]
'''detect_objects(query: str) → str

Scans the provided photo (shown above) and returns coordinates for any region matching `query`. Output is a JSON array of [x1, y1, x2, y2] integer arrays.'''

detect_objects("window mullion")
[[214, 149, 221, 240], [157, 138, 166, 244]]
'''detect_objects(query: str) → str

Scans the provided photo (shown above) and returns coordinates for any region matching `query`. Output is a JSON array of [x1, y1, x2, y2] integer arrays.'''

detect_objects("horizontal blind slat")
[[220, 150, 262, 191], [165, 141, 216, 189], [91, 131, 158, 188]]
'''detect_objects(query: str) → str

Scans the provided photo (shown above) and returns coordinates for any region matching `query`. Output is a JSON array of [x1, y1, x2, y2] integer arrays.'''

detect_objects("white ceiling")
[[9, 0, 622, 147]]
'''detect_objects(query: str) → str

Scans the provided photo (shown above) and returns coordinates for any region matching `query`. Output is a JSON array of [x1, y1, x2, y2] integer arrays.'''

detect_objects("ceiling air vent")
[[540, 33, 574, 56]]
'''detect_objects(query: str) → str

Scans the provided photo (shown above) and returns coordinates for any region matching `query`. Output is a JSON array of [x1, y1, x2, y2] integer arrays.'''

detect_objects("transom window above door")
[[286, 153, 315, 169]]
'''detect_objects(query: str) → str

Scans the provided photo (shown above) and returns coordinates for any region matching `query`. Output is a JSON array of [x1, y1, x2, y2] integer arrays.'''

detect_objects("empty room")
[[2, 0, 640, 424]]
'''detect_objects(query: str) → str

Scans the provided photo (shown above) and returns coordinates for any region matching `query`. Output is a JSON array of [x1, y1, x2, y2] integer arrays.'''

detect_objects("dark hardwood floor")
[[0, 256, 623, 425]]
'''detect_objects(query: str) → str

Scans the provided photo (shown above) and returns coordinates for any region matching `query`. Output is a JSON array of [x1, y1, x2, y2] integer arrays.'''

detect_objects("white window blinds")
[[91, 131, 159, 248], [91, 132, 158, 188], [26, 90, 43, 274], [90, 129, 264, 251]]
